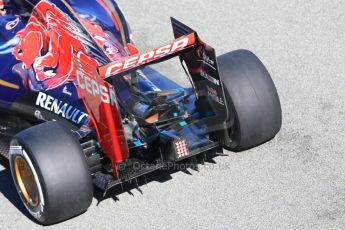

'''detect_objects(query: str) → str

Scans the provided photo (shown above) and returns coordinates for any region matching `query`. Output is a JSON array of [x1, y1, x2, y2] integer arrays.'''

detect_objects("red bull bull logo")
[[12, 0, 122, 91], [12, 1, 99, 90]]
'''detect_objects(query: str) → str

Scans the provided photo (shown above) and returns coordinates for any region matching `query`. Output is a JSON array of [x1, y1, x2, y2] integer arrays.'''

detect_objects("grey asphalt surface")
[[1, 0, 345, 229]]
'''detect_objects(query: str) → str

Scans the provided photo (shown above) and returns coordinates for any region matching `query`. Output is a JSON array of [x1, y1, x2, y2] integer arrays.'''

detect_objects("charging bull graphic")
[[11, 0, 121, 91]]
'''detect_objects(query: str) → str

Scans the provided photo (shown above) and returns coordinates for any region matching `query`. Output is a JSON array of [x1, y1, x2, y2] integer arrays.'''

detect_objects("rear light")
[[174, 138, 189, 159]]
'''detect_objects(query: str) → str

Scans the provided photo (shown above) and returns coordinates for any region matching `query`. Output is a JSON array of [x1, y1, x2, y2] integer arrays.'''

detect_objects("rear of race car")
[[1, 0, 281, 225], [79, 18, 234, 192]]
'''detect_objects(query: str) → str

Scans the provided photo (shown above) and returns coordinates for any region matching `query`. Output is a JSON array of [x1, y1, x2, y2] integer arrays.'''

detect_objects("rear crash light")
[[174, 138, 189, 159], [160, 132, 190, 162]]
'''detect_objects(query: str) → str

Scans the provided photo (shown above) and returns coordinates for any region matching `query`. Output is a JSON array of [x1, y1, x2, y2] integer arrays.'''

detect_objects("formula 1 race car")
[[0, 0, 282, 225]]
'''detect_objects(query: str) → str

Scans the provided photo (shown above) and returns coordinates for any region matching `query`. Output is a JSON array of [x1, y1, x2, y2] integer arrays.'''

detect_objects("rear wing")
[[98, 18, 229, 132], [98, 30, 196, 80]]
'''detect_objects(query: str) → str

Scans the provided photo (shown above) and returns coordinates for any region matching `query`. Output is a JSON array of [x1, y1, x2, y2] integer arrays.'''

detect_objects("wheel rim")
[[14, 156, 39, 208]]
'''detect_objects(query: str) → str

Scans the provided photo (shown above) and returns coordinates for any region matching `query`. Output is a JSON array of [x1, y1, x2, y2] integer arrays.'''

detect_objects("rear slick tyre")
[[9, 121, 93, 225], [218, 50, 282, 151]]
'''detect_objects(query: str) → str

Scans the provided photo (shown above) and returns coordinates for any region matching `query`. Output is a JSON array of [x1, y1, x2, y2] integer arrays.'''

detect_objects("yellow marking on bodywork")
[[0, 79, 20, 89], [104, 0, 127, 46]]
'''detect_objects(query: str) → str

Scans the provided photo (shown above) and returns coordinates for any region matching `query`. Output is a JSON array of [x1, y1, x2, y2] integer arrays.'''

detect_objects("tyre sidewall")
[[9, 138, 48, 223]]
